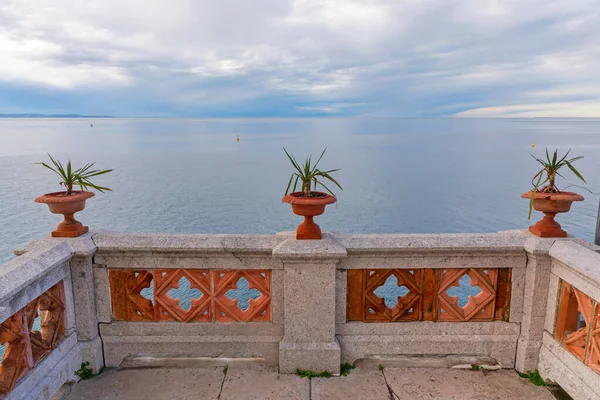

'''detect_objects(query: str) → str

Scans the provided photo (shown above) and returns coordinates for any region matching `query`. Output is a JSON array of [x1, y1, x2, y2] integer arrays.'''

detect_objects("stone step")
[[120, 355, 266, 369], [355, 354, 501, 370]]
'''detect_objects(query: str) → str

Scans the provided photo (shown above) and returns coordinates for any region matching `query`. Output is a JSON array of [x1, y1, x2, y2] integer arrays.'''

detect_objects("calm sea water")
[[0, 117, 599, 265]]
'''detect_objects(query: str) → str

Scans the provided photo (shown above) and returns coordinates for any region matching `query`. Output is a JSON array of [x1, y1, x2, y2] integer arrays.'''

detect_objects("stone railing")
[[2, 230, 600, 399], [539, 240, 600, 400], [0, 236, 98, 400]]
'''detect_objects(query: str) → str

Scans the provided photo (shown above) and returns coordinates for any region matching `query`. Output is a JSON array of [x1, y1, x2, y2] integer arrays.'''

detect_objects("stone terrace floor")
[[63, 366, 559, 400]]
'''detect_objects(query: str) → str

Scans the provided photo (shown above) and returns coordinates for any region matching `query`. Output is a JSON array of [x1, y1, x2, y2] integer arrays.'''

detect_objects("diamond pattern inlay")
[[155, 270, 211, 322], [109, 269, 272, 323], [214, 271, 271, 322], [347, 268, 510, 323], [437, 268, 498, 321], [364, 269, 423, 321]]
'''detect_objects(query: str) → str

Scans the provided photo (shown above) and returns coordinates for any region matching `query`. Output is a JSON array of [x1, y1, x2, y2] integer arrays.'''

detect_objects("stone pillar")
[[66, 233, 104, 373], [273, 234, 347, 374], [515, 236, 554, 372]]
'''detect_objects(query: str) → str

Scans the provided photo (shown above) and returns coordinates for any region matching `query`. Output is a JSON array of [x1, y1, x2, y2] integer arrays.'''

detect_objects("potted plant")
[[522, 149, 585, 237], [35, 154, 113, 237], [282, 147, 342, 240]]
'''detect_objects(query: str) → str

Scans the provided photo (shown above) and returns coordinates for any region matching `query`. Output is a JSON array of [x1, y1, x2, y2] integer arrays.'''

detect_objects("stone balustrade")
[[1, 230, 599, 399]]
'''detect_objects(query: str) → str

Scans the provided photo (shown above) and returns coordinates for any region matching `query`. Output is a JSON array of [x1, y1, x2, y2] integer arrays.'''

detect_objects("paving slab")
[[311, 368, 390, 400], [383, 367, 555, 400], [65, 367, 225, 400], [220, 366, 309, 400]]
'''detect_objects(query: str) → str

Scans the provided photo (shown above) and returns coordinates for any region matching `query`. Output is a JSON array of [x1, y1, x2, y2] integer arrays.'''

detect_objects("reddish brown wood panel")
[[108, 269, 272, 323], [213, 270, 271, 322], [555, 280, 600, 374], [346, 268, 509, 323], [585, 302, 600, 374], [0, 281, 67, 396], [554, 282, 581, 343], [421, 269, 438, 321], [495, 269, 512, 322], [109, 270, 154, 321], [346, 270, 364, 321]]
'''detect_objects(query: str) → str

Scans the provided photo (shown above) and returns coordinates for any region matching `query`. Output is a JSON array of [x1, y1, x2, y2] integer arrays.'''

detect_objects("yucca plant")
[[284, 147, 342, 197], [528, 148, 585, 219], [37, 154, 113, 195]]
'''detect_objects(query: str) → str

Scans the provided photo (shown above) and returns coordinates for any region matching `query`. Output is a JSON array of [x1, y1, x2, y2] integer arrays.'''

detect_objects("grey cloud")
[[1, 0, 599, 116]]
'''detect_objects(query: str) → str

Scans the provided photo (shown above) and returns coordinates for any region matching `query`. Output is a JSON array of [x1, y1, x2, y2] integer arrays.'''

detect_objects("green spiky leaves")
[[37, 154, 113, 195], [527, 148, 585, 219], [284, 147, 342, 198]]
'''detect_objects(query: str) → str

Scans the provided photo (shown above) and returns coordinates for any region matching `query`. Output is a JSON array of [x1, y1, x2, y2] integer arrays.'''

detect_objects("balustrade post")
[[67, 233, 104, 373], [516, 236, 553, 372], [273, 234, 347, 374]]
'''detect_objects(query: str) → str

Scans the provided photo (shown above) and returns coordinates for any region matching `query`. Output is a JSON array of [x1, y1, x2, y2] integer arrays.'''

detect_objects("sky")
[[1, 0, 599, 117]]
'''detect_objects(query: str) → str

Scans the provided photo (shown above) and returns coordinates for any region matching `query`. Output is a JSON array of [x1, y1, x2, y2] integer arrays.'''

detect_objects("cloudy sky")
[[1, 0, 599, 117]]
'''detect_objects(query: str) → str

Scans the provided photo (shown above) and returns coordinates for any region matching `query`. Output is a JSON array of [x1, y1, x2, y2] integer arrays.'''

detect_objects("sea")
[[1, 117, 599, 267]]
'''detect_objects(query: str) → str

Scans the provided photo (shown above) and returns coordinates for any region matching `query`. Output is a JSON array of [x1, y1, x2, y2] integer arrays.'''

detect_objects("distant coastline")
[[0, 113, 113, 118]]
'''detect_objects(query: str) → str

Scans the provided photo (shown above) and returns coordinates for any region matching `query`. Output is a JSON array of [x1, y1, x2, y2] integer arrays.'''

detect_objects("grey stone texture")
[[539, 331, 600, 400], [311, 368, 390, 400], [384, 367, 555, 400], [62, 365, 557, 400], [0, 241, 72, 321], [550, 240, 600, 301], [5, 229, 600, 400], [276, 235, 345, 374], [220, 366, 309, 400], [66, 367, 225, 400], [100, 322, 282, 367], [516, 235, 553, 372]]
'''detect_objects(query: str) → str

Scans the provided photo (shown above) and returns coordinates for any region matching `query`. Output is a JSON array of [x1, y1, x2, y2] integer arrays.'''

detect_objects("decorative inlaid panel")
[[347, 268, 510, 322], [555, 281, 600, 374], [0, 281, 66, 396], [437, 269, 498, 322], [109, 270, 272, 323]]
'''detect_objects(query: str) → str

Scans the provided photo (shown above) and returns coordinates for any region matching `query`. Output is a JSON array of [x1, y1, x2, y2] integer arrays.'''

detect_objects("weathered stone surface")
[[221, 366, 308, 400], [337, 321, 520, 336], [509, 266, 526, 323], [544, 273, 561, 334], [78, 336, 104, 373], [539, 331, 600, 400], [14, 231, 96, 258], [279, 256, 341, 373], [70, 256, 99, 341], [120, 355, 266, 369], [333, 231, 529, 253], [355, 355, 499, 369], [339, 331, 518, 368], [516, 239, 553, 372], [92, 266, 111, 323], [0, 241, 72, 320], [65, 367, 225, 400], [100, 323, 282, 367], [550, 241, 600, 302], [279, 340, 341, 374], [311, 368, 389, 400], [384, 367, 555, 399], [95, 254, 283, 270], [273, 234, 347, 259], [93, 233, 284, 254], [335, 269, 347, 324]]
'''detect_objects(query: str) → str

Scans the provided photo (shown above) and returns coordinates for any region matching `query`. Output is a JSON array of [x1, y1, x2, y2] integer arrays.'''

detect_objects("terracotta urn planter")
[[35, 191, 95, 237], [282, 192, 336, 240], [521, 191, 584, 237]]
